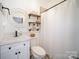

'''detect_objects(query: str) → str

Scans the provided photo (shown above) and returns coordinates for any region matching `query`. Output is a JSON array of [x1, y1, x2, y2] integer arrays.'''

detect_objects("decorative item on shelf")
[[30, 32, 35, 37], [29, 25, 36, 31], [28, 12, 41, 32], [36, 28, 39, 31], [28, 22, 40, 31], [29, 29, 31, 31], [32, 22, 35, 26]]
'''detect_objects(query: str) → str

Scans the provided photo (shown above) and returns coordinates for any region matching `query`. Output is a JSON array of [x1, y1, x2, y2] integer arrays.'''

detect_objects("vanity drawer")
[[0, 41, 30, 59], [1, 41, 29, 52], [1, 43, 19, 52]]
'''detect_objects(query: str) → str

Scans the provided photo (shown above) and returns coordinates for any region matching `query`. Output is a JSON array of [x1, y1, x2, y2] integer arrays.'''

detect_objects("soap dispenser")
[[15, 31, 18, 37]]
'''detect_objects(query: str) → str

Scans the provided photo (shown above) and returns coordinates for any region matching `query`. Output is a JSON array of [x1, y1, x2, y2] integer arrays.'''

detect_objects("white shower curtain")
[[40, 0, 79, 59]]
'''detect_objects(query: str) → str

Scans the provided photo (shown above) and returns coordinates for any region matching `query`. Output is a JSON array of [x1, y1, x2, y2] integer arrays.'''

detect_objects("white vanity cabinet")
[[0, 41, 30, 59]]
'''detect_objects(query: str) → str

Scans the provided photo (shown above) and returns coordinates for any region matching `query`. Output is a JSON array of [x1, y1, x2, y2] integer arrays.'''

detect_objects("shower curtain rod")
[[41, 0, 67, 13]]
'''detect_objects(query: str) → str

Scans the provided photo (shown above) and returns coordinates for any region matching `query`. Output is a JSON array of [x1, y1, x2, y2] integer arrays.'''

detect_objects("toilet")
[[31, 46, 46, 59]]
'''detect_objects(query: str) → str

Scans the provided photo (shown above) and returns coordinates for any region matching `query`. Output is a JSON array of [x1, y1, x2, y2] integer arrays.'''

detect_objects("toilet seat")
[[31, 46, 46, 56]]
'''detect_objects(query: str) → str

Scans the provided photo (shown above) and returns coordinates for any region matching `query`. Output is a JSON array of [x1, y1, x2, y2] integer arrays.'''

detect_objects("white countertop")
[[0, 35, 31, 46]]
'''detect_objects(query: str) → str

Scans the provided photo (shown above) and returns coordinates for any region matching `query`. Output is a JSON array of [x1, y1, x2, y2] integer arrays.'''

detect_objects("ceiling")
[[39, 0, 63, 8], [38, 0, 53, 8], [39, 0, 53, 4]]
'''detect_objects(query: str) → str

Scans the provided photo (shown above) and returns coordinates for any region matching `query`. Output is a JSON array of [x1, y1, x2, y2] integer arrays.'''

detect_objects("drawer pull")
[[9, 47, 11, 50], [18, 51, 21, 54], [24, 44, 26, 46], [15, 52, 17, 55]]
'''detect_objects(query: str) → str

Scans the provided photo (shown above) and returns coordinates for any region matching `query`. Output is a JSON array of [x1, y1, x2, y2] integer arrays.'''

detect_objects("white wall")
[[38, 0, 48, 8], [0, 0, 38, 38], [40, 0, 79, 59], [48, 0, 64, 8], [0, 0, 41, 46], [1, 0, 40, 13]]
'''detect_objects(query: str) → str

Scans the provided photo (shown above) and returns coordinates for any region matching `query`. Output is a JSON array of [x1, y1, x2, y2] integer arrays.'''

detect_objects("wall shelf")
[[28, 13, 41, 19], [28, 13, 41, 38]]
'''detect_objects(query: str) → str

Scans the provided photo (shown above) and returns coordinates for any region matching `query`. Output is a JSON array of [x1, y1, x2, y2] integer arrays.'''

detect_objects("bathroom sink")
[[0, 35, 30, 45]]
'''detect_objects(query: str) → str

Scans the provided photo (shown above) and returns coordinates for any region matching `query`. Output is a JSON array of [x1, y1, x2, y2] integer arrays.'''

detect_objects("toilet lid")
[[31, 46, 46, 56]]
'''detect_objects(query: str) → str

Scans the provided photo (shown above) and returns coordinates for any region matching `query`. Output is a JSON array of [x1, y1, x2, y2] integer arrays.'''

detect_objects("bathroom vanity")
[[0, 35, 30, 59]]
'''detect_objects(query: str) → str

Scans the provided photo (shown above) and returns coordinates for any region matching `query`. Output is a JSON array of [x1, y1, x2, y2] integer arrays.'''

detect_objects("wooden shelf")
[[28, 13, 41, 19]]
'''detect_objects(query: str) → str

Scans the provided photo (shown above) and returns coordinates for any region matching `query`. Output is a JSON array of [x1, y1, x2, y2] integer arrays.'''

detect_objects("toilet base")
[[31, 46, 46, 59], [33, 56, 42, 59]]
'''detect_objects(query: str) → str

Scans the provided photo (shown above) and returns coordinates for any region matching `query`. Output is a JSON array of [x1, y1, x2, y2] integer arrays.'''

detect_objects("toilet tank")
[[30, 38, 40, 47]]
